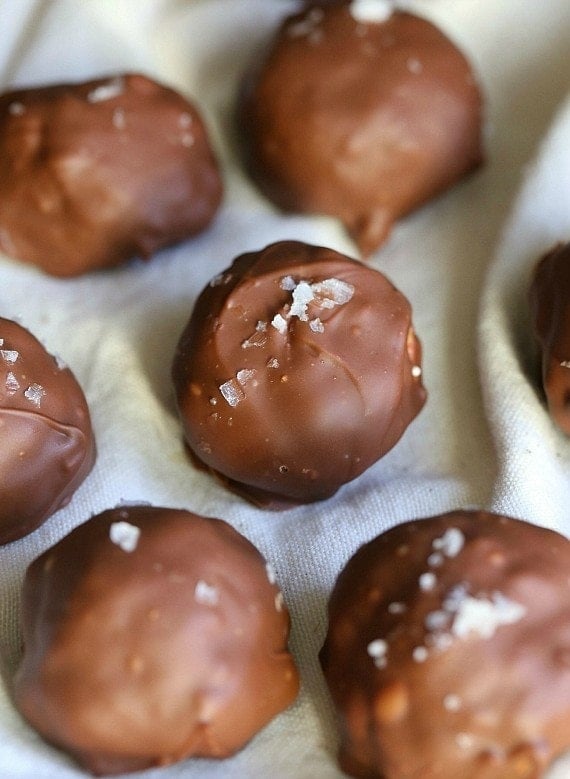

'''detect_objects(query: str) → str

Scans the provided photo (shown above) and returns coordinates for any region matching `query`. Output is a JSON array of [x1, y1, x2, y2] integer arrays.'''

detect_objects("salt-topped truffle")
[[238, 1, 483, 256], [14, 505, 299, 775], [320, 510, 570, 778], [0, 73, 222, 276], [0, 317, 95, 545], [172, 240, 426, 508], [529, 242, 570, 434]]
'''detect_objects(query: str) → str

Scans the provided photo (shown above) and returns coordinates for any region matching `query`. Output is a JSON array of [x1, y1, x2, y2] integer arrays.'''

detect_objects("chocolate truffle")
[[320, 510, 570, 778], [238, 1, 483, 256], [529, 241, 570, 435], [0, 73, 222, 276], [172, 240, 426, 508], [0, 317, 95, 545], [14, 505, 299, 775]]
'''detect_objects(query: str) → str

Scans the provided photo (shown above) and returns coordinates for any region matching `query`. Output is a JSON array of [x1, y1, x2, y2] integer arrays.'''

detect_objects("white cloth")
[[0, 1, 570, 777]]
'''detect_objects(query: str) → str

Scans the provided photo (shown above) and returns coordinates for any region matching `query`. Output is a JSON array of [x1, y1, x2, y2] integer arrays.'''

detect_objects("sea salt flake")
[[310, 318, 325, 333], [24, 383, 46, 407], [367, 638, 388, 668], [290, 280, 315, 320], [406, 57, 423, 74], [411, 365, 422, 378], [0, 349, 18, 364], [428, 552, 444, 567], [271, 313, 288, 334], [451, 592, 526, 640], [109, 521, 140, 552], [53, 353, 67, 370], [419, 572, 437, 591], [312, 278, 355, 307], [443, 694, 462, 712], [561, 360, 570, 368], [9, 102, 25, 116], [432, 528, 465, 558], [275, 592, 284, 612], [412, 646, 428, 663], [266, 562, 277, 584], [219, 379, 244, 407], [267, 357, 280, 369], [195, 580, 219, 606], [350, 0, 393, 25], [280, 275, 297, 291], [112, 107, 126, 129], [237, 368, 256, 386], [87, 77, 124, 103], [5, 372, 19, 395], [425, 610, 449, 632]]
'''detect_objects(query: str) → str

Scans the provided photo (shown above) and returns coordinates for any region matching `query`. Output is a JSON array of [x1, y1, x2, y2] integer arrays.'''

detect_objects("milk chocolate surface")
[[529, 242, 570, 434], [320, 510, 570, 778], [172, 240, 426, 508], [0, 317, 95, 544], [238, 2, 483, 256], [0, 73, 222, 276], [14, 505, 299, 775]]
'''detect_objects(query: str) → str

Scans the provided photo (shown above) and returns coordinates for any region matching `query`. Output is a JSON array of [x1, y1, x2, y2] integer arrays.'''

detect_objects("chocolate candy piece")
[[529, 242, 570, 434], [0, 73, 222, 276], [238, 2, 483, 256], [14, 505, 299, 775], [172, 240, 426, 508], [320, 510, 570, 778], [0, 317, 95, 545]]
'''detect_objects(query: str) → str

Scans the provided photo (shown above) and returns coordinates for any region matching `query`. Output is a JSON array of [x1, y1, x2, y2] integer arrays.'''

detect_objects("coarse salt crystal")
[[8, 102, 25, 116], [0, 349, 18, 363], [87, 77, 124, 103], [267, 357, 280, 369], [195, 580, 219, 606], [451, 592, 526, 640], [5, 372, 19, 395], [312, 278, 355, 307], [310, 318, 325, 333], [367, 638, 388, 667], [24, 383, 45, 407], [236, 368, 256, 386], [412, 646, 428, 663], [266, 562, 277, 584], [419, 572, 437, 591], [219, 379, 244, 407], [109, 521, 141, 552], [350, 0, 393, 25], [275, 591, 284, 611], [280, 275, 297, 291], [432, 527, 465, 558], [271, 313, 288, 334], [289, 280, 315, 320]]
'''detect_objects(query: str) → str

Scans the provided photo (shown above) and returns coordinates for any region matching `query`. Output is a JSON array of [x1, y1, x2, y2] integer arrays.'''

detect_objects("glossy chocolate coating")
[[172, 240, 426, 508], [320, 510, 570, 778], [0, 73, 222, 276], [529, 242, 570, 434], [14, 505, 299, 775], [0, 317, 95, 545], [238, 3, 483, 256]]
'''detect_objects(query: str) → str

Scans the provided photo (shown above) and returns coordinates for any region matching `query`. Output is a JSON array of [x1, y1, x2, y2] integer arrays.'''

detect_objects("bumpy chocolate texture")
[[320, 510, 570, 778], [14, 505, 299, 775], [0, 73, 222, 276], [172, 240, 426, 508], [238, 1, 483, 256], [0, 317, 95, 545], [529, 242, 570, 435]]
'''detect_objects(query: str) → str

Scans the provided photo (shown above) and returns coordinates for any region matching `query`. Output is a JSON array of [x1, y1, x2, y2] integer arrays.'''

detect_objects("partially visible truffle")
[[0, 317, 95, 545], [529, 241, 570, 434], [0, 73, 222, 276], [14, 505, 299, 775], [172, 240, 426, 508], [320, 510, 570, 778], [238, 1, 483, 256]]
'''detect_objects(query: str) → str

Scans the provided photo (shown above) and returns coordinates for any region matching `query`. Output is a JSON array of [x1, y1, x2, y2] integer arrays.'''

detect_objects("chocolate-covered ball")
[[238, 2, 483, 256], [0, 317, 95, 545], [0, 73, 222, 276], [320, 510, 570, 778], [172, 240, 426, 508], [529, 242, 570, 435], [14, 505, 299, 775]]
